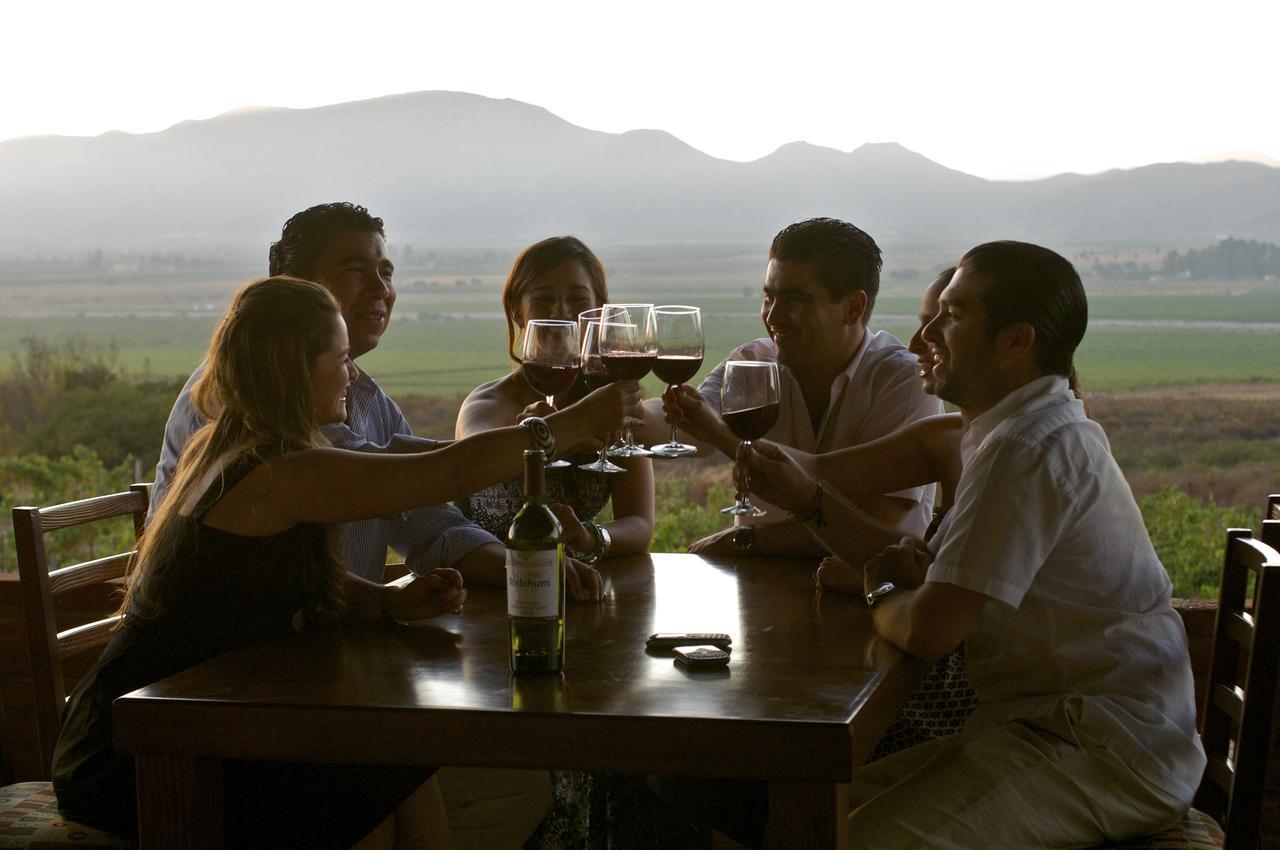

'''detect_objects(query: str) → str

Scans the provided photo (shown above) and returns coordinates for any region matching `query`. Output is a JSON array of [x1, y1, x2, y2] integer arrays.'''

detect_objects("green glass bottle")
[[506, 449, 566, 673]]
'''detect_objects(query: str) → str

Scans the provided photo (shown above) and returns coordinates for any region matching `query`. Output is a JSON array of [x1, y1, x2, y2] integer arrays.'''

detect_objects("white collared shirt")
[[927, 374, 1205, 803], [698, 330, 942, 535]]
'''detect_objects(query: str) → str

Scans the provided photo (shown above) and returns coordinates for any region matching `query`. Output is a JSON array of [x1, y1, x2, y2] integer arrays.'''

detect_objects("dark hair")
[[269, 202, 386, 277], [958, 241, 1088, 379], [769, 218, 883, 320], [501, 236, 608, 361]]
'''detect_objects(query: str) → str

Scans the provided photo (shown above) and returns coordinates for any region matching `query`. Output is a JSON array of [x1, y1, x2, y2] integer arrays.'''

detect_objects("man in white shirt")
[[846, 241, 1205, 847], [659, 217, 942, 557]]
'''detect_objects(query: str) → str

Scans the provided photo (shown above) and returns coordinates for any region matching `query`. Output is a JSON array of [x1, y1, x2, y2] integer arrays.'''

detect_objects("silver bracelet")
[[576, 520, 608, 565], [519, 416, 556, 458]]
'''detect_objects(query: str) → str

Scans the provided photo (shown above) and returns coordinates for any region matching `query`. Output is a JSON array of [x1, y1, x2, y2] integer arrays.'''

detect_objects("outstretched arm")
[[203, 382, 643, 536], [791, 414, 962, 503]]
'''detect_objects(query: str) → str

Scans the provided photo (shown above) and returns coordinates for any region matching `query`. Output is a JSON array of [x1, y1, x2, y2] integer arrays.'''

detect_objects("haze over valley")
[[2, 91, 1279, 256]]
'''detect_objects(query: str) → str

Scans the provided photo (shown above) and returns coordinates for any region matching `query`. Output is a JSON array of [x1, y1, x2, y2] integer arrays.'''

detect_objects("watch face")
[[732, 527, 755, 553], [866, 581, 897, 608]]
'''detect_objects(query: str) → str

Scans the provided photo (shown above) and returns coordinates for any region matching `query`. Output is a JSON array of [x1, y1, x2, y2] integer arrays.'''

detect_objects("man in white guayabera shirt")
[[846, 241, 1205, 848], [151, 202, 554, 848]]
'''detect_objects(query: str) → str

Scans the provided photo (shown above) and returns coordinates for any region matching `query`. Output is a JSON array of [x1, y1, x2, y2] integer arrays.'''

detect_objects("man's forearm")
[[449, 542, 507, 587], [753, 520, 829, 558], [852, 493, 913, 528], [870, 582, 986, 662]]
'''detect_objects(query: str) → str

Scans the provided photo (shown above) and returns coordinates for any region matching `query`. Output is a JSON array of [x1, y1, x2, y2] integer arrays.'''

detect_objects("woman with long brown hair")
[[52, 277, 640, 849]]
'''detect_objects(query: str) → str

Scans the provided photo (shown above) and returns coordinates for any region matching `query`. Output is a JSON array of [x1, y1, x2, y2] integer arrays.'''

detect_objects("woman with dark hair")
[[52, 277, 640, 849], [456, 236, 654, 572]]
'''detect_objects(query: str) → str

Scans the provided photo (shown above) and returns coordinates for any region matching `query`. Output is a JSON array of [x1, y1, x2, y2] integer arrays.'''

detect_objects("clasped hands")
[[815, 537, 933, 598]]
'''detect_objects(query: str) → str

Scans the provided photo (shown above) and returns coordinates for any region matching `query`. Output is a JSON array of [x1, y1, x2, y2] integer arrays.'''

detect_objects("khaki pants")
[[437, 767, 552, 850], [849, 705, 1188, 849]]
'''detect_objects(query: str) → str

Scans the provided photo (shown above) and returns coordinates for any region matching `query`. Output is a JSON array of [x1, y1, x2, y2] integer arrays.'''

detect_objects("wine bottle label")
[[506, 550, 560, 617]]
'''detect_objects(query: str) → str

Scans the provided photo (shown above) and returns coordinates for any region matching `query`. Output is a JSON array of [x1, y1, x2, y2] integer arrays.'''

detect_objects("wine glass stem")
[[666, 384, 679, 445], [739, 440, 752, 507]]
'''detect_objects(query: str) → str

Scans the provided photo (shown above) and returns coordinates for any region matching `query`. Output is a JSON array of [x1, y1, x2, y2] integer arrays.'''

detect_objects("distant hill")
[[2, 90, 1278, 252]]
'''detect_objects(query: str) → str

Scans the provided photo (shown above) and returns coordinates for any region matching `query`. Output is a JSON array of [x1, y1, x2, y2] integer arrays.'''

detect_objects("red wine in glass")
[[524, 362, 580, 398], [601, 352, 655, 381], [723, 402, 780, 442], [582, 371, 616, 392], [576, 315, 626, 474], [720, 360, 780, 517], [651, 355, 703, 386], [650, 306, 705, 459], [599, 304, 657, 458]]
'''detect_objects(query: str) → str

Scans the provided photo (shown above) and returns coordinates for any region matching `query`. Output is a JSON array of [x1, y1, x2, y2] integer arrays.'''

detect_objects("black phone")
[[646, 632, 732, 652], [673, 645, 731, 669]]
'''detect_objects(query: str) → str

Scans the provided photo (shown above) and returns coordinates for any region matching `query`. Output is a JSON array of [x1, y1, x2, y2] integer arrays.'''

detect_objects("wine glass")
[[648, 305, 704, 458], [599, 303, 656, 458], [520, 319, 580, 469], [576, 316, 626, 474], [719, 360, 780, 516]]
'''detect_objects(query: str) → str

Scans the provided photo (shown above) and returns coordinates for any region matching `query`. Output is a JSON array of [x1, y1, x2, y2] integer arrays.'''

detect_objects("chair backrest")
[[10, 483, 151, 779], [1194, 527, 1280, 849]]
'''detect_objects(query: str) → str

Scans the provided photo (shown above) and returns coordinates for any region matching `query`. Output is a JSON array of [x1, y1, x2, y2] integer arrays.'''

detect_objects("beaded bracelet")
[[519, 416, 556, 459], [577, 520, 608, 565]]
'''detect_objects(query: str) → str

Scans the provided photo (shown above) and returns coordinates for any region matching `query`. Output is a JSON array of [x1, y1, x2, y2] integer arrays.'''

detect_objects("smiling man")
[[848, 241, 1204, 847], [152, 202, 514, 585], [664, 217, 942, 556]]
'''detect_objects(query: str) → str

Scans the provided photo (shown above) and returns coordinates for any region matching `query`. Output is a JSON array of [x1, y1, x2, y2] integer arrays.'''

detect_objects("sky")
[[4, 0, 1277, 180]]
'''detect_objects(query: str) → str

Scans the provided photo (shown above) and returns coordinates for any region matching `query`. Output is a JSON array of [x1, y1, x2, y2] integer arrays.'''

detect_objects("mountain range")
[[2, 90, 1278, 252]]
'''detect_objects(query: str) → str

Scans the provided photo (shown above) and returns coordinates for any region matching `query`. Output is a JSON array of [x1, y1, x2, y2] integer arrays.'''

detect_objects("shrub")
[[1138, 487, 1260, 598]]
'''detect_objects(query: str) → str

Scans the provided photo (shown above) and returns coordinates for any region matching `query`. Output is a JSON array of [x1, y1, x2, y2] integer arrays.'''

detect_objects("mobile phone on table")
[[674, 645, 731, 669], [646, 632, 732, 652]]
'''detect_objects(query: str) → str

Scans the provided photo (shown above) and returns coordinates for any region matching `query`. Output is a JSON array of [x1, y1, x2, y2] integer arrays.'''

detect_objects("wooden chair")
[[1101, 527, 1280, 850], [1, 484, 151, 846], [1262, 495, 1279, 548]]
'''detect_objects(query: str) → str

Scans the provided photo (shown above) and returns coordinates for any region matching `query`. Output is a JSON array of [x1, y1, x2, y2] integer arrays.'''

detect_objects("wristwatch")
[[731, 526, 757, 555], [865, 581, 898, 609]]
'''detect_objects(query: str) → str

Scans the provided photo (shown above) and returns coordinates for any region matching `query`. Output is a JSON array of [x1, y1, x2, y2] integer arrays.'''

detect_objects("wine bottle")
[[506, 449, 566, 673]]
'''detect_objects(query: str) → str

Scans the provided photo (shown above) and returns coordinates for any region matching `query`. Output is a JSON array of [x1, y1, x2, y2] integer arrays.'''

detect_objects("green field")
[[2, 257, 1279, 396], [2, 312, 1277, 397]]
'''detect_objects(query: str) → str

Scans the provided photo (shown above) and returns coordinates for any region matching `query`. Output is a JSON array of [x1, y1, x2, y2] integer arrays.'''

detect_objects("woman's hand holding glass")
[[555, 378, 643, 445]]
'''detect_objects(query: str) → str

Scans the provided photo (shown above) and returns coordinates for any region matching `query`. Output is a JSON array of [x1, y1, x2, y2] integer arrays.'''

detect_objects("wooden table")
[[114, 552, 924, 849]]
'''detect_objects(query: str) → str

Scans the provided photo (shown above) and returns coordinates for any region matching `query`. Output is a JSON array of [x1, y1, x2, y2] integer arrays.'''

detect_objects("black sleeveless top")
[[52, 452, 332, 834]]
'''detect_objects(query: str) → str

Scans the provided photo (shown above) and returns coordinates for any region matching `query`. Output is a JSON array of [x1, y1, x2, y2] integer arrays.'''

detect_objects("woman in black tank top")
[[53, 277, 643, 848]]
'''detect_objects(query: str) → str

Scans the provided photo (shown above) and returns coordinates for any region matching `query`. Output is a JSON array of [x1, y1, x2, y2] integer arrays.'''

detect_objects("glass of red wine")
[[520, 319, 580, 469], [719, 360, 780, 516], [599, 303, 656, 458], [576, 315, 626, 474], [649, 305, 704, 458]]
